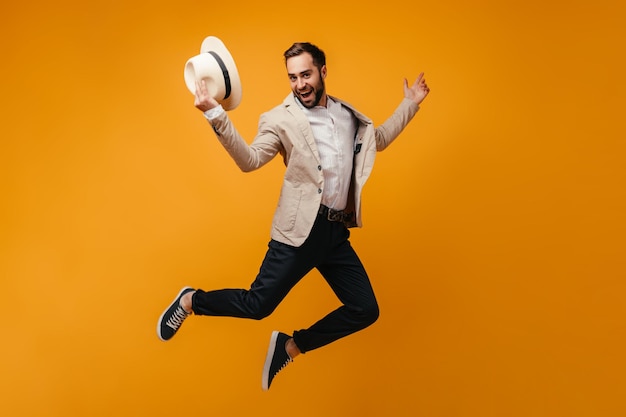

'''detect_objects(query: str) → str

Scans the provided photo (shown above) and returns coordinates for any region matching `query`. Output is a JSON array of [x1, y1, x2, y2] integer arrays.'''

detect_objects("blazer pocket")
[[274, 185, 302, 232]]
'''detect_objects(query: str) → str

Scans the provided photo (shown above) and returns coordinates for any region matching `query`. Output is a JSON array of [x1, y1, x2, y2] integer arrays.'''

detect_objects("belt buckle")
[[327, 208, 343, 222]]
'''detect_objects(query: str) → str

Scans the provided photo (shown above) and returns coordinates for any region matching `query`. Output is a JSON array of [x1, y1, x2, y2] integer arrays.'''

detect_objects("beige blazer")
[[209, 94, 419, 247]]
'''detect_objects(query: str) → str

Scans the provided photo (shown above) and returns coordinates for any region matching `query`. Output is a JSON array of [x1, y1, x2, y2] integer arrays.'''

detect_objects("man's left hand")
[[404, 73, 430, 105]]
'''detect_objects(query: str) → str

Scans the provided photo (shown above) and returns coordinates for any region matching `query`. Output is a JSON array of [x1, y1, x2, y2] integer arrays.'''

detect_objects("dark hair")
[[283, 42, 326, 70]]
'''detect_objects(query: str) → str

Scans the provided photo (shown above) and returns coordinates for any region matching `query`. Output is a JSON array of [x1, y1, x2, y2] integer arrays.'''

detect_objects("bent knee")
[[365, 303, 380, 325], [247, 305, 276, 320], [354, 303, 379, 327]]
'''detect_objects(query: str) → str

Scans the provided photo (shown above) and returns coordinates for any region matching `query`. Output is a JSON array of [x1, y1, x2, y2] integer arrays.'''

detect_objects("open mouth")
[[299, 90, 313, 100]]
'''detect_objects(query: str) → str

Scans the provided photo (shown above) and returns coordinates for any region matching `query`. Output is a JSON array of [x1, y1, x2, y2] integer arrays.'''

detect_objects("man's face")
[[286, 52, 327, 108]]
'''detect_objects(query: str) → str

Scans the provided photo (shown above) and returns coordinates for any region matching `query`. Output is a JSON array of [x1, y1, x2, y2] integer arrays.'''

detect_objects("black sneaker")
[[157, 287, 195, 341], [262, 331, 293, 391]]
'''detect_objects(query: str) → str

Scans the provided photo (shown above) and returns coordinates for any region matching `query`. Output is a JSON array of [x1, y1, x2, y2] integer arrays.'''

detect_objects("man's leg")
[[292, 224, 379, 353], [190, 239, 316, 319], [262, 222, 379, 390], [157, 238, 319, 342]]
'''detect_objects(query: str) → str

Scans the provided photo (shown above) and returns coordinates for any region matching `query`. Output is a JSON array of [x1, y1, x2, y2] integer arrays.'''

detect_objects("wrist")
[[203, 105, 225, 121]]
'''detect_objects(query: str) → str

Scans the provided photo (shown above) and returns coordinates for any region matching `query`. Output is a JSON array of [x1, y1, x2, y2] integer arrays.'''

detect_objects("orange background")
[[2, 0, 625, 416]]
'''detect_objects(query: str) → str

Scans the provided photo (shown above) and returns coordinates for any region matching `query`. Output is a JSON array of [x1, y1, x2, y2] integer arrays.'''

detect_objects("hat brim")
[[198, 36, 242, 111]]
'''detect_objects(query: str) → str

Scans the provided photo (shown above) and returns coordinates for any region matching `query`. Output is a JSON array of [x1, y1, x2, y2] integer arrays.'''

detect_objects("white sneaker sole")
[[261, 330, 280, 391]]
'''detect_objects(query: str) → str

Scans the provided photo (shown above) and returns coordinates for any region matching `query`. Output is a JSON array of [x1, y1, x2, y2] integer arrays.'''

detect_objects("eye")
[[289, 75, 296, 82]]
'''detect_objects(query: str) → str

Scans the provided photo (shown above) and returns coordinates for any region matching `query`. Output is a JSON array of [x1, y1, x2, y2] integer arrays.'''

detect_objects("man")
[[158, 42, 430, 390]]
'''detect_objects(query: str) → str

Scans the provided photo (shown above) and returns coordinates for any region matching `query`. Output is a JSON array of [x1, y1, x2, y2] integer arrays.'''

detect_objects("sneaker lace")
[[166, 306, 189, 330], [274, 356, 293, 377]]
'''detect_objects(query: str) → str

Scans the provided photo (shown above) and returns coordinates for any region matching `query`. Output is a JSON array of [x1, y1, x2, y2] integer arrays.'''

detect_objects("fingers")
[[409, 73, 428, 91], [415, 73, 430, 94], [194, 79, 211, 110], [194, 79, 220, 111], [195, 79, 206, 97]]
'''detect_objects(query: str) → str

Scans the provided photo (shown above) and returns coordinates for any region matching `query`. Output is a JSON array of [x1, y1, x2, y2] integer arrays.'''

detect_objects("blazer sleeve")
[[374, 98, 420, 151], [209, 110, 283, 172]]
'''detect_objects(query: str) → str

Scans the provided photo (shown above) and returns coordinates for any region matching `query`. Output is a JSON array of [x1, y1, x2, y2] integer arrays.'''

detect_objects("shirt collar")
[[294, 94, 335, 112]]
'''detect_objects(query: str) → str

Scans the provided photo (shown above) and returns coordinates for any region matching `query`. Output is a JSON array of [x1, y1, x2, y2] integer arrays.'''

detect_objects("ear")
[[321, 65, 327, 79]]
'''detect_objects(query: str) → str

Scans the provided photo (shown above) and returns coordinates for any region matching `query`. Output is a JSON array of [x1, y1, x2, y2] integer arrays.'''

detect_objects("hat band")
[[208, 51, 231, 100]]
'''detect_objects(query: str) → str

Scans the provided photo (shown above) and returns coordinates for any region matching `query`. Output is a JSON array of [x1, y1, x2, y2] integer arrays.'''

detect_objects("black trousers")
[[191, 211, 379, 353]]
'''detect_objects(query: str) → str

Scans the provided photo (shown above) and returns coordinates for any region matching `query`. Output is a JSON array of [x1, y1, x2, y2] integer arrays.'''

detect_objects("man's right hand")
[[194, 79, 220, 112]]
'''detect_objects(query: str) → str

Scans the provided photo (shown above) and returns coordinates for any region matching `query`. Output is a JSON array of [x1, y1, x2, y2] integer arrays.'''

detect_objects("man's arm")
[[375, 73, 431, 150], [194, 80, 282, 172]]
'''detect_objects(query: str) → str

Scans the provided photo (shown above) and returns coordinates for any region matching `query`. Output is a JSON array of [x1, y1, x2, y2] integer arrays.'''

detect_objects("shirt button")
[[318, 188, 322, 194], [317, 165, 322, 171]]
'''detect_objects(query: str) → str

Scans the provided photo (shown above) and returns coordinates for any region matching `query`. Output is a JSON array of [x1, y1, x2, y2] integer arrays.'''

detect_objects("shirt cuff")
[[203, 105, 225, 121]]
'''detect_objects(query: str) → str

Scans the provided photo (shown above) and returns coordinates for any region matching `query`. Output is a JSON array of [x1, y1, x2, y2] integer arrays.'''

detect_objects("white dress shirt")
[[296, 96, 357, 211]]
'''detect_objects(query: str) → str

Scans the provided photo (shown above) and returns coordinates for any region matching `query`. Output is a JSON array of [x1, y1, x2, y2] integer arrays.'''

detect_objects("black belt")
[[318, 205, 353, 223]]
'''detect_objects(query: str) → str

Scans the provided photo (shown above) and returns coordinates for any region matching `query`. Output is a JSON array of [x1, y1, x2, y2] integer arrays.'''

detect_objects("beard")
[[295, 78, 325, 108]]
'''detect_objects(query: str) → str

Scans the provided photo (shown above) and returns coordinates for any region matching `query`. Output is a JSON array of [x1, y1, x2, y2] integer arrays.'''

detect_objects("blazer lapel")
[[283, 94, 321, 164], [328, 96, 373, 174]]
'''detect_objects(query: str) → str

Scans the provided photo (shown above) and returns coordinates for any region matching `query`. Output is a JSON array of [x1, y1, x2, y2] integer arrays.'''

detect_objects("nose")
[[296, 77, 307, 90]]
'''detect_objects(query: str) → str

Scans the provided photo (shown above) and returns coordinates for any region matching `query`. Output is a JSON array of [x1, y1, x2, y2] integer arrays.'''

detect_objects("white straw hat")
[[184, 36, 242, 111]]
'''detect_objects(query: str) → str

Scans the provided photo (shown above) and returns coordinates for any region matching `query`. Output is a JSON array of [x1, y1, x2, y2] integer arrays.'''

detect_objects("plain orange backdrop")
[[1, 0, 625, 416]]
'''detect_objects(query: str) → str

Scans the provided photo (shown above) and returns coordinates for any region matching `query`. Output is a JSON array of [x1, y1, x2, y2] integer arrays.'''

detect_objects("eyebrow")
[[287, 69, 313, 77]]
